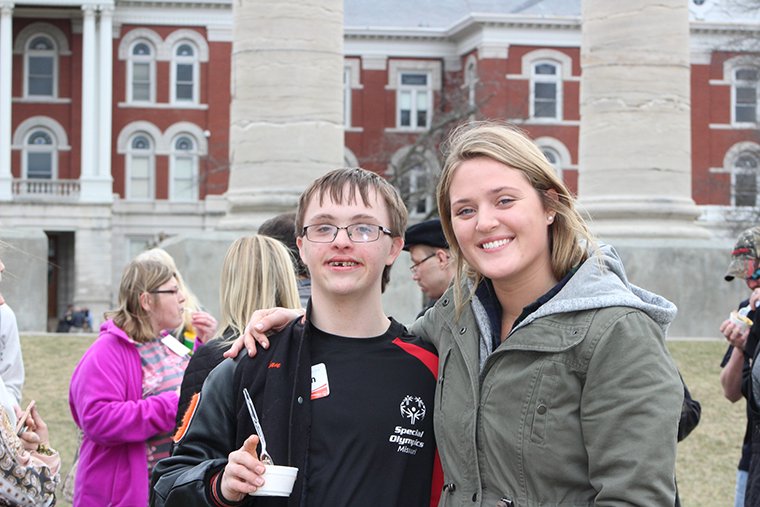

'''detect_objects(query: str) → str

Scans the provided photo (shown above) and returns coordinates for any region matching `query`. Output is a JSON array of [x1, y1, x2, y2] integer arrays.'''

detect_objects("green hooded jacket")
[[410, 245, 683, 507]]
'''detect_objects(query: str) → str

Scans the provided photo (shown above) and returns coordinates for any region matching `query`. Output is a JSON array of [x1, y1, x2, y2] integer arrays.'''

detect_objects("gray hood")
[[469, 243, 676, 371], [515, 243, 677, 336]]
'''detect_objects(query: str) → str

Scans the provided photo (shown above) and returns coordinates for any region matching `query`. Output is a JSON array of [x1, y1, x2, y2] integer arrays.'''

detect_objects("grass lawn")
[[16, 334, 746, 506], [670, 340, 746, 507]]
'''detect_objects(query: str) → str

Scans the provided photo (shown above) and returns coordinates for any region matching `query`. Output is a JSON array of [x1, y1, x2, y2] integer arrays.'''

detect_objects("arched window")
[[464, 56, 478, 108], [172, 42, 198, 104], [129, 41, 155, 103], [170, 135, 198, 201], [24, 129, 56, 179], [25, 35, 56, 97], [531, 61, 562, 120], [541, 147, 563, 178], [734, 152, 760, 206], [734, 67, 759, 124], [127, 134, 154, 199], [390, 147, 439, 219]]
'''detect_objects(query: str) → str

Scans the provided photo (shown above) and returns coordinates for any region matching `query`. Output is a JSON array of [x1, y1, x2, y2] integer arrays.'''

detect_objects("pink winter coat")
[[69, 320, 179, 507]]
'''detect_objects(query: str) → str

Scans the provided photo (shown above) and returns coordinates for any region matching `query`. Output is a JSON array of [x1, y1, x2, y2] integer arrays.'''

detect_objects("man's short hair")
[[295, 167, 408, 292], [259, 212, 308, 278], [725, 226, 760, 281], [403, 218, 449, 252]]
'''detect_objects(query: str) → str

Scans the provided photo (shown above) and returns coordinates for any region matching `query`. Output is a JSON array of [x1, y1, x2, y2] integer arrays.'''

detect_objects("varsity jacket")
[[174, 329, 232, 431], [151, 306, 439, 507]]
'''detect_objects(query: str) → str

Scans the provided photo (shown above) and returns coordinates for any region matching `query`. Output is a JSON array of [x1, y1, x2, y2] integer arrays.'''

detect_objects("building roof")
[[344, 0, 581, 29]]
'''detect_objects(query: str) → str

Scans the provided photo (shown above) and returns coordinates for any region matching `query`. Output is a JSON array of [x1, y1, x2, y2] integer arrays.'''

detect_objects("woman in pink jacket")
[[69, 260, 188, 506]]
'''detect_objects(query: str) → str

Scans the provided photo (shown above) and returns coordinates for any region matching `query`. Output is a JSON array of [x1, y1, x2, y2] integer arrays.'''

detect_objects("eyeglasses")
[[302, 223, 393, 243], [149, 288, 180, 295], [409, 253, 436, 274]]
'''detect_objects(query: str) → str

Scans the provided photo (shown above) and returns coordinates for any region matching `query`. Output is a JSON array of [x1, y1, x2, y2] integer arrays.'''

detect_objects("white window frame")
[[396, 72, 432, 130], [22, 127, 57, 179], [733, 67, 760, 126], [127, 40, 156, 104], [389, 146, 440, 219], [169, 134, 199, 201], [534, 137, 573, 181], [463, 55, 478, 108], [541, 147, 563, 179], [127, 237, 152, 261], [126, 133, 155, 200], [24, 34, 58, 99], [530, 60, 562, 121], [732, 151, 760, 207], [344, 67, 352, 127], [171, 41, 199, 105]]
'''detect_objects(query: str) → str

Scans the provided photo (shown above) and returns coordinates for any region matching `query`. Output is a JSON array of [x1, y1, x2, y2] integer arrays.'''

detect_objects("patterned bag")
[[0, 408, 60, 507]]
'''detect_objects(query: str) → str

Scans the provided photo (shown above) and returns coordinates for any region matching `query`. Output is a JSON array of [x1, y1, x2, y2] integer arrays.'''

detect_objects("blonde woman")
[[174, 235, 300, 430], [70, 260, 188, 507], [136, 248, 218, 348]]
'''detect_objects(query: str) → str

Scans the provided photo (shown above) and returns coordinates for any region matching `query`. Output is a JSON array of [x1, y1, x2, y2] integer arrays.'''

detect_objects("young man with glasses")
[[151, 168, 440, 507], [403, 219, 455, 319]]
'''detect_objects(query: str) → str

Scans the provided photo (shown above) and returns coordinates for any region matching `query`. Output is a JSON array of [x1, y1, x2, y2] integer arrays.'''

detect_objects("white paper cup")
[[730, 312, 751, 331], [249, 465, 299, 497]]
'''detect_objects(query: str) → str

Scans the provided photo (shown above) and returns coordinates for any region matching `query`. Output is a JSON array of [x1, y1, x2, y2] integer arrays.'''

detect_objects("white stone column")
[[95, 5, 114, 196], [0, 3, 13, 202], [577, 0, 709, 239], [79, 5, 112, 202], [80, 5, 95, 181], [215, 0, 345, 230]]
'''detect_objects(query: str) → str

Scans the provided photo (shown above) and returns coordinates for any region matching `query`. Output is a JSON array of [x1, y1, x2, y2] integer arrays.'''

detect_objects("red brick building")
[[0, 0, 756, 328]]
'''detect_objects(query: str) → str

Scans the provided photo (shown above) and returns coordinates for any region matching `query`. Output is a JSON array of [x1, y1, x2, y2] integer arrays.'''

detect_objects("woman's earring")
[[548, 215, 554, 222]]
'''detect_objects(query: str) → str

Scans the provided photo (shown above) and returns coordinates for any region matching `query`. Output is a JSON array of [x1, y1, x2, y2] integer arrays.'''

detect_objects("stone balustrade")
[[12, 179, 81, 200]]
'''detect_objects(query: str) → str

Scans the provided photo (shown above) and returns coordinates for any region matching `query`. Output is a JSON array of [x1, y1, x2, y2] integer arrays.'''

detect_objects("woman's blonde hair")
[[217, 235, 301, 342], [438, 121, 598, 317], [106, 260, 174, 343], [135, 248, 201, 333]]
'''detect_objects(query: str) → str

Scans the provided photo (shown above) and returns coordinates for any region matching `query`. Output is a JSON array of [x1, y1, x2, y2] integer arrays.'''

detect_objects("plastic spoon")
[[243, 388, 274, 465]]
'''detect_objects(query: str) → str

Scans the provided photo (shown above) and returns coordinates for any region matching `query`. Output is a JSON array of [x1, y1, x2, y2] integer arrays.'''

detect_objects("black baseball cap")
[[403, 218, 449, 251]]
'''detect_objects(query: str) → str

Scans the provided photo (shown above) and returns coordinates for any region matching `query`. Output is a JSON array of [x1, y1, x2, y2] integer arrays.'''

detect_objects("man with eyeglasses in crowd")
[[404, 219, 456, 319], [151, 168, 441, 507]]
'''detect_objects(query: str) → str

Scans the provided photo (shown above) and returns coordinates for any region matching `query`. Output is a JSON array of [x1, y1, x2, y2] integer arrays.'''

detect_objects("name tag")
[[161, 335, 191, 357], [311, 363, 330, 400]]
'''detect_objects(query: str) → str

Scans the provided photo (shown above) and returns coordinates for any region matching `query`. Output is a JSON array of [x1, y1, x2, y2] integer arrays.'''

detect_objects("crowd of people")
[[56, 305, 93, 333], [10, 120, 760, 506]]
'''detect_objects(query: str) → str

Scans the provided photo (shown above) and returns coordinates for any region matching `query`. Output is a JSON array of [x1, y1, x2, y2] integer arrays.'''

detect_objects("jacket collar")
[[100, 319, 136, 344]]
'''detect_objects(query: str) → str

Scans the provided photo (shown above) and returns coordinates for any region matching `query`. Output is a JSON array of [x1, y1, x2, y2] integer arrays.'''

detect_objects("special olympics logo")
[[400, 395, 426, 424]]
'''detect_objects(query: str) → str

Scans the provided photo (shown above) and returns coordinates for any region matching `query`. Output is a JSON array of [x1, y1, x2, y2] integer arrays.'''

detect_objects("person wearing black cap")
[[720, 226, 760, 507], [404, 218, 456, 319]]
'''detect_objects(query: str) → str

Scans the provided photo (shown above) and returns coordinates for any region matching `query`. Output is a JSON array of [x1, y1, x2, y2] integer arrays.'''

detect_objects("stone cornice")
[[691, 21, 760, 37], [344, 28, 449, 42], [115, 0, 230, 9], [345, 13, 581, 43]]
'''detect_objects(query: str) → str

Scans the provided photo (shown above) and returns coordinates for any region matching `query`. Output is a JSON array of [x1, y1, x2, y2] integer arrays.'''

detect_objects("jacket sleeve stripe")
[[392, 337, 439, 379]]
